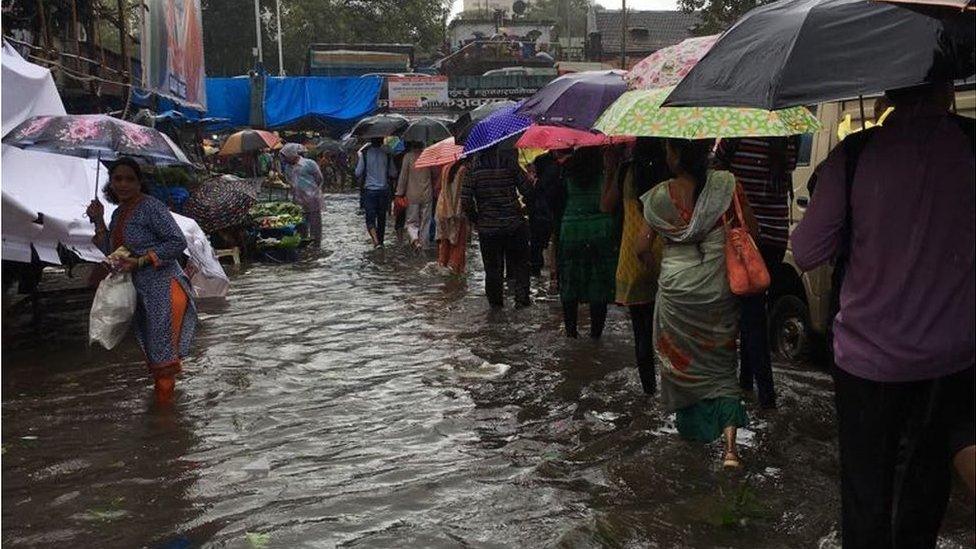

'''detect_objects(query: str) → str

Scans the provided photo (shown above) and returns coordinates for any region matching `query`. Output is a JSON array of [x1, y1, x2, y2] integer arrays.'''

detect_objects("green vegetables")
[[249, 201, 304, 218], [250, 201, 305, 229]]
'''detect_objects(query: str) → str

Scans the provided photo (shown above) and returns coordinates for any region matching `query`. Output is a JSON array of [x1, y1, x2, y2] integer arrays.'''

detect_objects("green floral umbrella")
[[593, 87, 820, 139]]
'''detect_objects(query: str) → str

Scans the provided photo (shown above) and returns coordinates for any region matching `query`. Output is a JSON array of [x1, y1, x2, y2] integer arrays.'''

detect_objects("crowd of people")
[[350, 79, 975, 547], [83, 78, 974, 548]]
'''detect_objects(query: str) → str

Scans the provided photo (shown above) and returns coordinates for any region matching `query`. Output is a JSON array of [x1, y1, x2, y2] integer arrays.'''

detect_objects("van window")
[[796, 105, 819, 166]]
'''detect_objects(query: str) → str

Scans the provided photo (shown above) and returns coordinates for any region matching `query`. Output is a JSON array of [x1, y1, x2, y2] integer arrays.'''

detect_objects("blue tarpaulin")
[[205, 77, 252, 127], [262, 76, 382, 132]]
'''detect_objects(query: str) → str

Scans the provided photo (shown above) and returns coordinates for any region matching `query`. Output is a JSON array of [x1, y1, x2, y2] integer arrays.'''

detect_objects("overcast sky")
[[448, 0, 680, 17]]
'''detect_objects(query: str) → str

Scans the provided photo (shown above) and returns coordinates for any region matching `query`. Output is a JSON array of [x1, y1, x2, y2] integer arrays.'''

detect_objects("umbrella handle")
[[95, 151, 101, 199]]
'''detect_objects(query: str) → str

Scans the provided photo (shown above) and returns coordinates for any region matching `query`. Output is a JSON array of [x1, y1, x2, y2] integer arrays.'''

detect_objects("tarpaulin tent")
[[202, 77, 252, 128], [262, 76, 382, 132]]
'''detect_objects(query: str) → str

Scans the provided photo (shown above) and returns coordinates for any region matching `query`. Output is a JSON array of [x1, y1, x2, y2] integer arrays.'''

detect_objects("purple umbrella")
[[515, 70, 628, 130], [462, 102, 533, 157]]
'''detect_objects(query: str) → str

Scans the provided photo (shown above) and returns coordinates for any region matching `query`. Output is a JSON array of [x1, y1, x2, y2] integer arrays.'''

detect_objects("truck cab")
[[769, 87, 976, 362]]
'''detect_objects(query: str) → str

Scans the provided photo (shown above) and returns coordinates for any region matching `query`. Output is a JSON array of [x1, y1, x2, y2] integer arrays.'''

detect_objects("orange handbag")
[[724, 190, 770, 296]]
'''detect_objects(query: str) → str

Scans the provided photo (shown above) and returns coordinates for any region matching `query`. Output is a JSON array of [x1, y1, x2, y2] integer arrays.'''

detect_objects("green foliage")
[[524, 0, 595, 41], [677, 0, 769, 35], [202, 0, 451, 76]]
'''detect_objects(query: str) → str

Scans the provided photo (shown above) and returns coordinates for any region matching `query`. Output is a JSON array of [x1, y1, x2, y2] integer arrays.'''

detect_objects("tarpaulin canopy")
[[204, 77, 252, 128], [263, 76, 382, 132]]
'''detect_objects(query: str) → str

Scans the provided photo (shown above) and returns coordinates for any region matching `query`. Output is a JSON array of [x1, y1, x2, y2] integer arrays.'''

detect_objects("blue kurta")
[[101, 195, 197, 376]]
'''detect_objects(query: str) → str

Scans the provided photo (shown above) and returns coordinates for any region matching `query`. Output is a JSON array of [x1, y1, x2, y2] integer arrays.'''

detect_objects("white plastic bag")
[[89, 272, 137, 349]]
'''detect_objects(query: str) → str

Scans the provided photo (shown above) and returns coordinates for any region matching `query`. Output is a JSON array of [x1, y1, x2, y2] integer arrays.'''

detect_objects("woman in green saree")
[[638, 138, 758, 468]]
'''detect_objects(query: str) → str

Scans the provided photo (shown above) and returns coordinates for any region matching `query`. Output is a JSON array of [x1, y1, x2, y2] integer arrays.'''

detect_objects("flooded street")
[[3, 194, 973, 548]]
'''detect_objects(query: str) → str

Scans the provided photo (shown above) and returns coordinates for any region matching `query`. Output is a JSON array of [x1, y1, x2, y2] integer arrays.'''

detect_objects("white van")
[[769, 87, 976, 361]]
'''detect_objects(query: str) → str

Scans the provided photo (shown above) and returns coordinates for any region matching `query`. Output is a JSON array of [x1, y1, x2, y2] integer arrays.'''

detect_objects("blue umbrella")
[[462, 102, 533, 157]]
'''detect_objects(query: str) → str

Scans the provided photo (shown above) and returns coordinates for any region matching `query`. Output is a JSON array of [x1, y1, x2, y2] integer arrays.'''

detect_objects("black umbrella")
[[451, 101, 517, 144], [401, 117, 452, 146], [311, 137, 343, 155], [350, 114, 409, 139], [663, 0, 975, 110]]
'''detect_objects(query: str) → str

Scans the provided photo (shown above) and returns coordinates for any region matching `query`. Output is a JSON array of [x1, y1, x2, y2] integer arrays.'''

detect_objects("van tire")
[[770, 295, 811, 363]]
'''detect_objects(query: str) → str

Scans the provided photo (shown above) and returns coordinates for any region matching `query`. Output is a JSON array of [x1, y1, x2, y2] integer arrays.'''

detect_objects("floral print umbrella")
[[2, 114, 191, 165], [593, 87, 821, 139], [625, 35, 719, 90]]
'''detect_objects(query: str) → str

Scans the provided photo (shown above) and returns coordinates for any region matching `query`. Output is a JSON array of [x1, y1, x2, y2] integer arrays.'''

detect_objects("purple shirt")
[[791, 104, 974, 382]]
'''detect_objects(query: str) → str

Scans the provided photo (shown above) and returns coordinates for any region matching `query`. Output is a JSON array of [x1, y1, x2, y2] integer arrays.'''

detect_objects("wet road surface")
[[3, 194, 973, 548]]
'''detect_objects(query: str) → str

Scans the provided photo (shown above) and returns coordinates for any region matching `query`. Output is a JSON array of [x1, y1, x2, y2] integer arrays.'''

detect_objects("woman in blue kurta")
[[87, 158, 197, 403]]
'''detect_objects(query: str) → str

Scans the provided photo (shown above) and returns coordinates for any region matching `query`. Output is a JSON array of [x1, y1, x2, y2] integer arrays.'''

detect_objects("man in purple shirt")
[[792, 79, 974, 548]]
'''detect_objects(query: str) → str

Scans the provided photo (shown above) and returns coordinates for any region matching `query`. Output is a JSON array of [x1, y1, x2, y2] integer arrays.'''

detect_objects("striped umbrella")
[[217, 130, 281, 156], [415, 137, 464, 169]]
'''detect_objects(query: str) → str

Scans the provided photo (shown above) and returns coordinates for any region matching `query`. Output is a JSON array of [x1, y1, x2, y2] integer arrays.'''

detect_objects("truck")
[[768, 86, 976, 362], [305, 44, 415, 77]]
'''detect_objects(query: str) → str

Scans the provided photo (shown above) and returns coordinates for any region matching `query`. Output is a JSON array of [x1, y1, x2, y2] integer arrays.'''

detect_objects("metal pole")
[[254, 0, 264, 65], [858, 95, 866, 131], [275, 0, 284, 75], [620, 0, 627, 68]]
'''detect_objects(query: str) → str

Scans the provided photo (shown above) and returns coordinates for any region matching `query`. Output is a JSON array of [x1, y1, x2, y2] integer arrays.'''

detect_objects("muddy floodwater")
[[3, 194, 973, 548]]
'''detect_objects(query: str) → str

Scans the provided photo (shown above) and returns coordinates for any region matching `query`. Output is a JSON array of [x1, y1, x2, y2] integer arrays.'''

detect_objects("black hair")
[[666, 138, 713, 202], [565, 146, 603, 188], [369, 137, 384, 147], [102, 157, 150, 204], [632, 137, 670, 196]]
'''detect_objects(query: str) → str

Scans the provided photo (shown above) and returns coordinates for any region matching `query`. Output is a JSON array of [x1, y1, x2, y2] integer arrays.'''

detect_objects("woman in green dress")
[[557, 147, 619, 338], [639, 138, 758, 468]]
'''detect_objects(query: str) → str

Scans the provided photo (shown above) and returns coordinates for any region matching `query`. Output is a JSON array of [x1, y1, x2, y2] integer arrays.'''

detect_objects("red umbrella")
[[515, 125, 635, 150], [414, 137, 464, 169]]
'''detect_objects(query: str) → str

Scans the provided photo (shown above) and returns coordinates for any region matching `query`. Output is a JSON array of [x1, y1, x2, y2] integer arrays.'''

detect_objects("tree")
[[677, 0, 768, 35], [524, 0, 594, 42], [201, 0, 451, 77]]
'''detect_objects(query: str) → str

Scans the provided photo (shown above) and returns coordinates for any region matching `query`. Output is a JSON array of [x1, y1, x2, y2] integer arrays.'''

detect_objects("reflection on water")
[[3, 194, 973, 547]]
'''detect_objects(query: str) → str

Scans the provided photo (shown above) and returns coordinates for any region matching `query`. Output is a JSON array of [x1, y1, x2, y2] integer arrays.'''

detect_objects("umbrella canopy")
[[462, 102, 533, 156], [350, 114, 409, 139], [515, 125, 635, 150], [664, 0, 975, 109], [401, 117, 452, 146], [2, 114, 190, 165], [594, 87, 821, 139], [182, 174, 259, 233], [515, 70, 627, 130], [625, 34, 719, 90], [451, 101, 517, 143], [415, 137, 465, 169], [311, 137, 343, 156], [218, 130, 281, 156], [875, 0, 975, 14]]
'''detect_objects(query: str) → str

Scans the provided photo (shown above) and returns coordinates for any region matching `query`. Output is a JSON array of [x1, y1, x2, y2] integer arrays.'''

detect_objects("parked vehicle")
[[768, 86, 976, 362]]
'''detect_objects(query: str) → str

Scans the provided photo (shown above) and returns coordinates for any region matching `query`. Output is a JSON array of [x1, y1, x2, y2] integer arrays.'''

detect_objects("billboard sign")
[[140, 0, 207, 111], [387, 76, 449, 111]]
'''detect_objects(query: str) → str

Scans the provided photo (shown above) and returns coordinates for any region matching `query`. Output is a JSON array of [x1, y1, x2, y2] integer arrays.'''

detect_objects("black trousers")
[[739, 244, 784, 408], [478, 224, 530, 307], [529, 217, 551, 276], [629, 303, 656, 394], [562, 301, 608, 339], [833, 365, 974, 549]]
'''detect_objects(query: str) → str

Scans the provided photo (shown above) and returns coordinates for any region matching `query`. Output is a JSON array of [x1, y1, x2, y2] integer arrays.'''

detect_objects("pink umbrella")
[[414, 137, 464, 169], [625, 34, 720, 90], [515, 125, 635, 150]]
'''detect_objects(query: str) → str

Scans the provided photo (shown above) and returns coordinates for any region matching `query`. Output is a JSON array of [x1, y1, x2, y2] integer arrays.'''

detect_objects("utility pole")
[[564, 0, 571, 60], [275, 0, 284, 75], [620, 0, 627, 68], [253, 0, 264, 65]]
